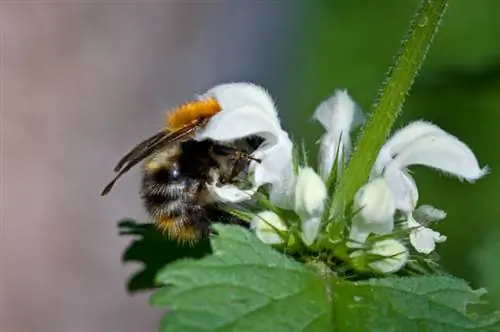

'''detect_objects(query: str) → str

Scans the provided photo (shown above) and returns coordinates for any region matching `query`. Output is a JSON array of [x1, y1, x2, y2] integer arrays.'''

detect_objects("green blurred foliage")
[[119, 219, 211, 293], [284, 0, 500, 306]]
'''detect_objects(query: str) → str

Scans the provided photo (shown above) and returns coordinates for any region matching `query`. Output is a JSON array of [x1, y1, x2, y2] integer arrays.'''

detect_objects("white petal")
[[195, 83, 296, 198], [390, 133, 488, 182], [195, 106, 280, 143], [414, 205, 447, 222], [300, 217, 321, 246], [314, 90, 364, 181], [206, 183, 258, 203], [410, 227, 447, 254], [368, 239, 409, 274], [383, 166, 419, 213], [373, 121, 460, 174], [294, 167, 327, 218], [381, 121, 446, 156], [251, 210, 287, 245], [202, 82, 279, 121], [251, 132, 294, 186], [268, 162, 296, 209]]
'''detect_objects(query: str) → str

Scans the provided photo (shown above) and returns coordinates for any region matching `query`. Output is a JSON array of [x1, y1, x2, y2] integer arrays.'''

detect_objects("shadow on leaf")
[[119, 219, 212, 294]]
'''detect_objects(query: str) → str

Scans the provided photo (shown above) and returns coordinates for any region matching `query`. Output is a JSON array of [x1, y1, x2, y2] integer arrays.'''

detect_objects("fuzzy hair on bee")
[[102, 97, 263, 244], [140, 138, 260, 244]]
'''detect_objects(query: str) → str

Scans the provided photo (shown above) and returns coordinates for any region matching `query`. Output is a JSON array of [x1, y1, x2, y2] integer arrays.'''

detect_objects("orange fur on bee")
[[165, 97, 221, 132], [154, 215, 200, 244]]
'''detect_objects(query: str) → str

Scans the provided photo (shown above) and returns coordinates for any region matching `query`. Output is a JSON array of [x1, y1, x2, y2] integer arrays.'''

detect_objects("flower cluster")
[[195, 82, 488, 275]]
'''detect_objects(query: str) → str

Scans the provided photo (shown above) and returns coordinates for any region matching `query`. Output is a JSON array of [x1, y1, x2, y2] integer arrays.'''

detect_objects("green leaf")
[[151, 224, 332, 332], [332, 276, 500, 331], [150, 224, 500, 331], [119, 219, 211, 293]]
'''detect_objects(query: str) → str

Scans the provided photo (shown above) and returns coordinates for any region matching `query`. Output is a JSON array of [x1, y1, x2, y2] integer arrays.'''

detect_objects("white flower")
[[313, 90, 365, 180], [314, 89, 487, 253], [373, 121, 487, 253], [373, 121, 488, 212], [251, 210, 288, 245], [348, 177, 396, 248], [367, 239, 409, 274], [406, 205, 447, 254], [294, 167, 327, 246], [195, 83, 295, 206]]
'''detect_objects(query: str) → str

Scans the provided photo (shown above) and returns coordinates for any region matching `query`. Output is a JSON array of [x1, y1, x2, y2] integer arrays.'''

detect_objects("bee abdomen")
[[143, 197, 185, 218], [153, 205, 210, 245]]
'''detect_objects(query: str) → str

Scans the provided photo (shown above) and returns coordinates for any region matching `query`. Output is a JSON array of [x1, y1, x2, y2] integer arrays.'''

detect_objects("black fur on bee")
[[140, 137, 262, 243]]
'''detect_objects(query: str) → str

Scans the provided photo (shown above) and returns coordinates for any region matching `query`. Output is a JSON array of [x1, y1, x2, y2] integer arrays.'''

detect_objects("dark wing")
[[101, 125, 198, 196], [113, 130, 166, 172]]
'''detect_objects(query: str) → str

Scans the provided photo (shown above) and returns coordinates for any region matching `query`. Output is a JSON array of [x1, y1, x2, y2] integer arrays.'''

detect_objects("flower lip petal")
[[206, 183, 258, 203], [410, 227, 447, 254]]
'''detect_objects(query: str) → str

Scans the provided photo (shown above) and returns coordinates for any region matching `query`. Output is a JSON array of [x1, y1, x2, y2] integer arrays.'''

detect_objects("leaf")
[[150, 224, 500, 332], [331, 276, 500, 331], [151, 224, 332, 332], [119, 219, 211, 293]]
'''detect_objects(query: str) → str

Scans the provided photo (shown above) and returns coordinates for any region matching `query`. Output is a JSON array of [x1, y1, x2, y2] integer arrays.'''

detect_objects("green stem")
[[330, 0, 448, 216]]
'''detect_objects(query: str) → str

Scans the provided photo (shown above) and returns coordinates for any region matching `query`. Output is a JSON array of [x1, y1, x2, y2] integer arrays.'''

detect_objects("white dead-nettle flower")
[[251, 210, 288, 245], [313, 90, 365, 180], [348, 177, 396, 248], [195, 83, 295, 207], [314, 91, 487, 252], [373, 121, 488, 211], [372, 121, 488, 253], [294, 167, 328, 246]]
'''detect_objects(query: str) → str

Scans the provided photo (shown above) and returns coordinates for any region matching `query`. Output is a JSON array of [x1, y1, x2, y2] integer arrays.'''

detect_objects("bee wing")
[[113, 130, 167, 172], [101, 125, 198, 196]]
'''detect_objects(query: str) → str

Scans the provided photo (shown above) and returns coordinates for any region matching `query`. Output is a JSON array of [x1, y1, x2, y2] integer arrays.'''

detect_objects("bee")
[[102, 97, 262, 244]]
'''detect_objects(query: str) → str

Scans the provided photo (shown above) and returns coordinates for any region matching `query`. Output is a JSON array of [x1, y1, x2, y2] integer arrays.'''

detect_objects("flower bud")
[[350, 239, 408, 274], [294, 167, 327, 217], [348, 177, 396, 247], [251, 210, 288, 245], [355, 177, 396, 224], [367, 239, 409, 274], [300, 217, 321, 247]]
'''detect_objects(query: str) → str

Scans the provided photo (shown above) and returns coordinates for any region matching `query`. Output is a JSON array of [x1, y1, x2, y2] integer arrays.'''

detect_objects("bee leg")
[[211, 144, 262, 183], [211, 145, 261, 163]]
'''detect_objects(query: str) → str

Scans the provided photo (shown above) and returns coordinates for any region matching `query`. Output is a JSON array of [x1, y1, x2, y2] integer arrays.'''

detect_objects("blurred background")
[[1, 1, 499, 331]]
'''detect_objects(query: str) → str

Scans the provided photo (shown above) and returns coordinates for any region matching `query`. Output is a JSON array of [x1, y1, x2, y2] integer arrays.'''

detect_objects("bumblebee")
[[102, 97, 261, 244]]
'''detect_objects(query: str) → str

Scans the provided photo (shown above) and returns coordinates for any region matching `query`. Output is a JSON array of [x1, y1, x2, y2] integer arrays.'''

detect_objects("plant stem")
[[330, 0, 449, 216]]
